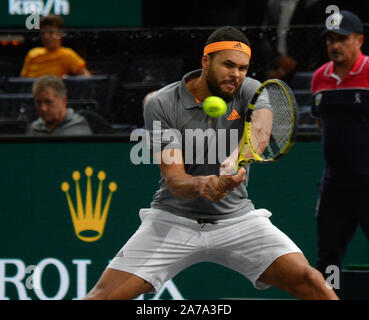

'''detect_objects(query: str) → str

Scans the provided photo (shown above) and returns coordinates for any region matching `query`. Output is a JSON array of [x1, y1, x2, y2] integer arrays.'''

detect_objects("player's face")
[[326, 32, 363, 66], [40, 26, 63, 51], [204, 50, 250, 102], [34, 87, 67, 127]]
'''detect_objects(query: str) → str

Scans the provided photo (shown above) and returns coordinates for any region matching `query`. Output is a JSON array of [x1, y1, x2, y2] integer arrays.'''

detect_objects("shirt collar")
[[178, 69, 203, 109], [324, 51, 367, 77]]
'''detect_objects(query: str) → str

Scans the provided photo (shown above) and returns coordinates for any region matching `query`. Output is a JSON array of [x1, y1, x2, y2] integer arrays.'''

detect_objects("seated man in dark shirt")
[[27, 75, 92, 135]]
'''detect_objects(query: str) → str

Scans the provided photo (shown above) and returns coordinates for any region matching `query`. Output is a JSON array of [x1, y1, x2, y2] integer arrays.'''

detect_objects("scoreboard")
[[1, 0, 142, 28]]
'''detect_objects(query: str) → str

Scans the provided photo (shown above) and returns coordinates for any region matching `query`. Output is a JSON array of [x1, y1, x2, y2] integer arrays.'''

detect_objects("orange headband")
[[203, 41, 251, 59]]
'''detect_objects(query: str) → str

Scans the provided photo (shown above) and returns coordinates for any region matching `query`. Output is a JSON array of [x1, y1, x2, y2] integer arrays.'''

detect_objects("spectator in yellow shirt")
[[21, 15, 91, 78]]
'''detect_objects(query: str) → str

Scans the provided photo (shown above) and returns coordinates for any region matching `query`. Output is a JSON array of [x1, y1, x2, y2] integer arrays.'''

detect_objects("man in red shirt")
[[311, 10, 369, 295]]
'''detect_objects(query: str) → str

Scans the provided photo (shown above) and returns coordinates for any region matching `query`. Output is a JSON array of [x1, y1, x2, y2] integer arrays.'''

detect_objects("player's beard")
[[206, 68, 240, 102]]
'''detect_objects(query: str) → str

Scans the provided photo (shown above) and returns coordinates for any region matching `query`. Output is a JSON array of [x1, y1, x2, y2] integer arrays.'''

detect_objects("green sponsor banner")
[[1, 0, 142, 28], [0, 141, 368, 300]]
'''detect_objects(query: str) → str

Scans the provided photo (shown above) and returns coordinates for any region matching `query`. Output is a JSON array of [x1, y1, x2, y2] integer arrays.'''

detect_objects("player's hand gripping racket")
[[227, 79, 298, 175]]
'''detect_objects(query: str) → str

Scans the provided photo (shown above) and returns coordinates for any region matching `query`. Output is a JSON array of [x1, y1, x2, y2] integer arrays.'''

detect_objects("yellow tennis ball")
[[203, 96, 227, 118]]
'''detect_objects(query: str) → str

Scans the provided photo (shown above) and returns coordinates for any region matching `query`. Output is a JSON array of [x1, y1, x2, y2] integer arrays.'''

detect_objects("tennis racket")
[[231, 79, 298, 174]]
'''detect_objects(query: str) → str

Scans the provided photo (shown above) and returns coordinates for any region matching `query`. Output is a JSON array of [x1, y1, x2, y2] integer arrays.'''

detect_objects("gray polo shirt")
[[144, 69, 269, 220], [27, 108, 92, 136]]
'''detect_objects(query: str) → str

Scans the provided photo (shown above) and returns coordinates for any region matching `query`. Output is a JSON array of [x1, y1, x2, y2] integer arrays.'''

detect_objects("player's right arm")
[[156, 149, 246, 202], [156, 148, 226, 202]]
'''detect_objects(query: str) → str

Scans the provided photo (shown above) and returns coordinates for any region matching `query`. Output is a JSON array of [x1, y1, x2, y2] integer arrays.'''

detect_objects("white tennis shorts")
[[107, 208, 301, 292]]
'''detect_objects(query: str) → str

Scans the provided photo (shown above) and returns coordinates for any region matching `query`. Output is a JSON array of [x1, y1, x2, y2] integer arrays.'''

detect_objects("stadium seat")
[[4, 75, 117, 116], [290, 72, 318, 134], [0, 119, 28, 134], [291, 71, 314, 90], [0, 93, 100, 123], [67, 99, 99, 112], [0, 93, 35, 120], [88, 57, 128, 78], [114, 83, 163, 127], [114, 58, 184, 127], [123, 58, 184, 84], [4, 77, 35, 94], [77, 109, 117, 134], [63, 74, 117, 115], [294, 89, 313, 106], [0, 60, 23, 93], [297, 105, 318, 132]]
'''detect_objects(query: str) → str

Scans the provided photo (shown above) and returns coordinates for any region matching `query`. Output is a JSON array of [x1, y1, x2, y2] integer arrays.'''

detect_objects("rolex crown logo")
[[61, 166, 117, 242]]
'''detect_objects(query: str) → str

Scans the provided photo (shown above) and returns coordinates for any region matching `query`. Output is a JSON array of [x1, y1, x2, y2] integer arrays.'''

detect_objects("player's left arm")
[[220, 108, 272, 178], [249, 108, 273, 155], [242, 79, 273, 154], [221, 81, 273, 174]]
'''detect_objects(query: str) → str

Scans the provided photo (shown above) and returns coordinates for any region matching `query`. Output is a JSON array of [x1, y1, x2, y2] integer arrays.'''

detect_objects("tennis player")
[[84, 26, 338, 300]]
